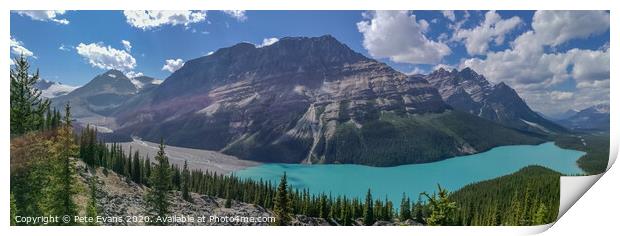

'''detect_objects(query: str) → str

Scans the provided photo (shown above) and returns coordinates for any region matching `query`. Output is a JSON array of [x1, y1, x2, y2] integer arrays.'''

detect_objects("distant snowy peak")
[[98, 70, 161, 93], [35, 79, 78, 98]]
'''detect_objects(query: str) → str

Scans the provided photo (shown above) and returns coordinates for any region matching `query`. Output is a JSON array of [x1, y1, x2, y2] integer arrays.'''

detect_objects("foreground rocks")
[[76, 162, 333, 226], [77, 162, 273, 225]]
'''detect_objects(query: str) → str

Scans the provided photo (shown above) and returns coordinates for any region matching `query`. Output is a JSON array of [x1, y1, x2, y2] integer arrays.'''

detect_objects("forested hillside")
[[450, 166, 561, 225]]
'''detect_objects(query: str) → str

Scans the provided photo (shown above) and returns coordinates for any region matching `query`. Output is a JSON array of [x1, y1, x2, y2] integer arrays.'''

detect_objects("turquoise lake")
[[234, 142, 585, 205]]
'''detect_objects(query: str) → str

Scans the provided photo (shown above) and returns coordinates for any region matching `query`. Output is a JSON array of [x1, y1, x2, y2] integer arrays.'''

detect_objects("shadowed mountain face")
[[112, 35, 542, 166], [558, 104, 609, 131], [424, 68, 566, 134]]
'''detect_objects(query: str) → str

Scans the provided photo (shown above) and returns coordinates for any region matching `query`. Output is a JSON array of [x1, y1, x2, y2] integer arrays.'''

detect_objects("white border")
[[3, 1, 617, 235]]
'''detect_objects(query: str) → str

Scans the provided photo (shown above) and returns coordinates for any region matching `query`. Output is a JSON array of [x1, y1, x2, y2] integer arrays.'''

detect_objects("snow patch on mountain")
[[35, 79, 78, 98], [520, 119, 551, 134]]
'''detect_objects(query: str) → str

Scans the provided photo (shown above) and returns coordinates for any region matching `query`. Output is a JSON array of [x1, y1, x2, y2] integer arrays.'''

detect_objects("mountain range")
[[49, 35, 593, 166], [555, 104, 610, 131], [51, 69, 161, 129]]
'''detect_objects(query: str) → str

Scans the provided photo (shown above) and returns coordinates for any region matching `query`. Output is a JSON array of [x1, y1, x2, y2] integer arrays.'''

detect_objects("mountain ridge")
[[423, 67, 566, 134], [557, 104, 609, 131], [109, 35, 544, 166]]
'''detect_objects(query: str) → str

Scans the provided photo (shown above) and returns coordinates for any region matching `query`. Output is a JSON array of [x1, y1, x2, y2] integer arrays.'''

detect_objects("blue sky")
[[9, 10, 610, 114]]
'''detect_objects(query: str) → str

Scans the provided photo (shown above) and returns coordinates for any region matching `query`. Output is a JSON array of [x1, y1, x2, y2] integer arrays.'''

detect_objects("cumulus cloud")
[[532, 11, 610, 46], [257, 37, 279, 48], [14, 10, 69, 24], [126, 71, 144, 78], [460, 10, 610, 113], [433, 64, 456, 71], [162, 59, 185, 73], [123, 10, 207, 30], [441, 11, 456, 22], [76, 42, 136, 71], [357, 11, 451, 64], [550, 91, 574, 101], [406, 67, 427, 75], [453, 11, 522, 55], [10, 36, 34, 58], [121, 40, 132, 52], [222, 10, 247, 21]]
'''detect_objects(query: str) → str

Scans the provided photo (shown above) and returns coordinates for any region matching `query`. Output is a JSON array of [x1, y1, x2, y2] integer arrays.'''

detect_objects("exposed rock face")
[[113, 35, 541, 166], [557, 104, 610, 131], [424, 68, 565, 134]]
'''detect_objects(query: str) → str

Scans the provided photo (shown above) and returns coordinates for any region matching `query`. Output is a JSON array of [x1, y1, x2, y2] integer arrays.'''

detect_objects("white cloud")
[[441, 11, 456, 22], [206, 51, 214, 56], [222, 10, 247, 21], [453, 11, 522, 55], [162, 59, 184, 73], [433, 64, 456, 71], [460, 10, 609, 114], [123, 10, 207, 30], [550, 91, 574, 101], [126, 71, 144, 78], [257, 37, 279, 48], [76, 42, 136, 71], [58, 44, 71, 51], [531, 11, 610, 46], [357, 11, 451, 65], [10, 36, 34, 58], [121, 40, 132, 52], [14, 10, 69, 24], [406, 67, 427, 75]]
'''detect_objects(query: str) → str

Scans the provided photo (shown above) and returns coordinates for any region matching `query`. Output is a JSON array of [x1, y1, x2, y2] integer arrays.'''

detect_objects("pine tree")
[[341, 197, 351, 226], [144, 157, 151, 186], [44, 102, 78, 225], [132, 151, 141, 184], [225, 186, 232, 208], [399, 193, 411, 221], [413, 197, 425, 224], [10, 55, 50, 135], [86, 177, 99, 226], [146, 138, 172, 225], [272, 172, 290, 226], [10, 192, 17, 226], [532, 202, 547, 225], [319, 194, 328, 218], [421, 184, 457, 226], [181, 160, 191, 202], [363, 189, 374, 225]]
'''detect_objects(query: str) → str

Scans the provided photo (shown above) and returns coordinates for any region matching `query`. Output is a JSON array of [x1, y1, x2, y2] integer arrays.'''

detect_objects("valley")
[[115, 137, 258, 175]]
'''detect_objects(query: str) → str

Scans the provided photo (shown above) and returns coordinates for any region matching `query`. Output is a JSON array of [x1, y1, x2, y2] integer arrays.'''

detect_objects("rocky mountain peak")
[[154, 35, 376, 102], [423, 68, 565, 134]]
